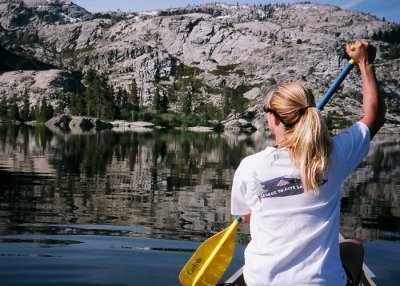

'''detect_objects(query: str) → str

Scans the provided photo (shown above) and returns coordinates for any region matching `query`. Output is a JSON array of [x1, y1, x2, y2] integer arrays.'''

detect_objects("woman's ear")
[[271, 112, 282, 127]]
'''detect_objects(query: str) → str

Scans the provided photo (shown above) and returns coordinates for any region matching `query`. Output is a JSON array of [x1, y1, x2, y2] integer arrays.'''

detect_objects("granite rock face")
[[0, 0, 399, 130]]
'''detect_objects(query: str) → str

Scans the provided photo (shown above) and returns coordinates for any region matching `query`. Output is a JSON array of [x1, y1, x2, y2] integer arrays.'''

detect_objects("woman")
[[231, 41, 385, 285]]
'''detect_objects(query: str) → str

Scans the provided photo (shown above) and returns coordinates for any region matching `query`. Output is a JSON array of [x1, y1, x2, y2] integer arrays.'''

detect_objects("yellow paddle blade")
[[179, 218, 241, 286]]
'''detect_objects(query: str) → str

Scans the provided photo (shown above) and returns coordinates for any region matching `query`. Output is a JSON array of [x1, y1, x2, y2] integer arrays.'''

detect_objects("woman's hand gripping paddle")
[[179, 44, 358, 286], [179, 216, 242, 286]]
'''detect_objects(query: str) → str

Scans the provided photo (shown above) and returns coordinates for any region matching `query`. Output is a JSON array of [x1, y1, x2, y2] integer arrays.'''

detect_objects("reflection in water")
[[0, 124, 271, 241], [0, 124, 399, 242], [0, 124, 399, 285], [340, 135, 400, 241]]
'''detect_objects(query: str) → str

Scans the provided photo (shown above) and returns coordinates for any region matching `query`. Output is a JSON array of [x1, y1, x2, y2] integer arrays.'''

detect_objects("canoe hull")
[[224, 267, 377, 286]]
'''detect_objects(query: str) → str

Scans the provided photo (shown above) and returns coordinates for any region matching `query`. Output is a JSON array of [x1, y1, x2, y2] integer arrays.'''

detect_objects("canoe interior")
[[224, 266, 377, 286]]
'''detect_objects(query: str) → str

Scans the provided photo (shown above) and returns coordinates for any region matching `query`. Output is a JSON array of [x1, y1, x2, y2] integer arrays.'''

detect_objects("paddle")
[[179, 44, 357, 286], [317, 44, 357, 110], [179, 216, 242, 286]]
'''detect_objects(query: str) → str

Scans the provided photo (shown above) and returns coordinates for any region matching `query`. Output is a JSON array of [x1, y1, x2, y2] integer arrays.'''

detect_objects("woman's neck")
[[273, 127, 286, 147]]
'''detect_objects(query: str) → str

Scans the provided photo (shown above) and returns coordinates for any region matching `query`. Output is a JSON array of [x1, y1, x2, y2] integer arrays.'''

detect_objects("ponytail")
[[265, 82, 332, 194]]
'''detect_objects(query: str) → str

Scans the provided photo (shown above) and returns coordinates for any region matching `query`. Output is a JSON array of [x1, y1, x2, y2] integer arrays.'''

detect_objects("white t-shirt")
[[231, 122, 370, 286]]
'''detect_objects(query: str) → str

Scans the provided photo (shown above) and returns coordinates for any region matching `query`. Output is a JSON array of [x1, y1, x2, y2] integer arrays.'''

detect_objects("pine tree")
[[182, 87, 192, 115], [70, 91, 83, 115], [9, 99, 20, 121], [36, 97, 53, 123], [119, 89, 130, 120], [161, 92, 169, 113], [222, 88, 232, 118], [129, 78, 140, 121], [0, 96, 8, 119], [83, 68, 98, 117], [101, 82, 116, 120], [114, 87, 123, 119], [45, 99, 54, 120], [20, 90, 30, 122], [153, 87, 161, 112], [83, 68, 115, 120]]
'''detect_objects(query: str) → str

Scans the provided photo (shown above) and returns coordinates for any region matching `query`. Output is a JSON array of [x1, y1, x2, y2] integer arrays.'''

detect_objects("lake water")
[[0, 124, 399, 285]]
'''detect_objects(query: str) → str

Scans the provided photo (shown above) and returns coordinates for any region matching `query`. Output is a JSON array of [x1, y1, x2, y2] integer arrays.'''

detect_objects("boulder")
[[46, 114, 113, 133]]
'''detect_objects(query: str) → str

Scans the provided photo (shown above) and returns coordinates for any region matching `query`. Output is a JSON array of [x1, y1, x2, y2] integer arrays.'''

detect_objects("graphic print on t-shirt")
[[253, 174, 304, 199]]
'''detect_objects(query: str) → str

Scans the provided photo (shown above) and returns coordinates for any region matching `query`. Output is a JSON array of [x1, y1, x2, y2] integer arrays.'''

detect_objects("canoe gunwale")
[[224, 266, 377, 286]]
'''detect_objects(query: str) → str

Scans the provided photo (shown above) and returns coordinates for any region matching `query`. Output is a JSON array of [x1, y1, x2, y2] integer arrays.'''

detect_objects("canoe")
[[224, 264, 377, 286], [223, 232, 377, 286]]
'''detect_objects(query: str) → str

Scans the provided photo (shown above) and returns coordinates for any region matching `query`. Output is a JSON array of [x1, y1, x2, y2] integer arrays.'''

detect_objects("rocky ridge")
[[0, 0, 399, 131]]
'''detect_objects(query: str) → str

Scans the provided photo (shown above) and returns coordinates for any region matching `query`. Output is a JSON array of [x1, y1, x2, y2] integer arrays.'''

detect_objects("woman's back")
[[232, 123, 369, 285], [231, 41, 384, 285]]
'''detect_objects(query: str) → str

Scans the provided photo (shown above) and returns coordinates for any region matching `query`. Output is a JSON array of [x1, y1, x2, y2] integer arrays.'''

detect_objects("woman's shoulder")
[[332, 122, 370, 145], [330, 122, 370, 164], [239, 146, 279, 166]]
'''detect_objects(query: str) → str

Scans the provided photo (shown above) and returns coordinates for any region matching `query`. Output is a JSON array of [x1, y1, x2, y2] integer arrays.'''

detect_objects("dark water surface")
[[0, 124, 399, 285]]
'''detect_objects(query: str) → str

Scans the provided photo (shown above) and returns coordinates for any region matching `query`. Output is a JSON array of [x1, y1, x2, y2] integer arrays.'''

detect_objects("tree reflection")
[[0, 124, 398, 242]]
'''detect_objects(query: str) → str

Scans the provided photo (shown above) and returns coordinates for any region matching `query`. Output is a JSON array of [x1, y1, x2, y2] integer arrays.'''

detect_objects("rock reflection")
[[341, 132, 400, 240], [0, 124, 398, 242]]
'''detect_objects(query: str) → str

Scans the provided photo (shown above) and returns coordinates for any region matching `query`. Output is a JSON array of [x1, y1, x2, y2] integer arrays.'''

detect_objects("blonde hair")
[[265, 82, 332, 194]]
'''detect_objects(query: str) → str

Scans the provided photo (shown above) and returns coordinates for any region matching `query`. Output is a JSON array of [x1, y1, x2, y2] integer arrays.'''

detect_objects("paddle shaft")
[[316, 59, 355, 110]]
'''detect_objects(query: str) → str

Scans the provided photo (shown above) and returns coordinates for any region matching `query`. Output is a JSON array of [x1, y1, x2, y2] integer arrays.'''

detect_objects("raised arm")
[[346, 41, 385, 139]]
